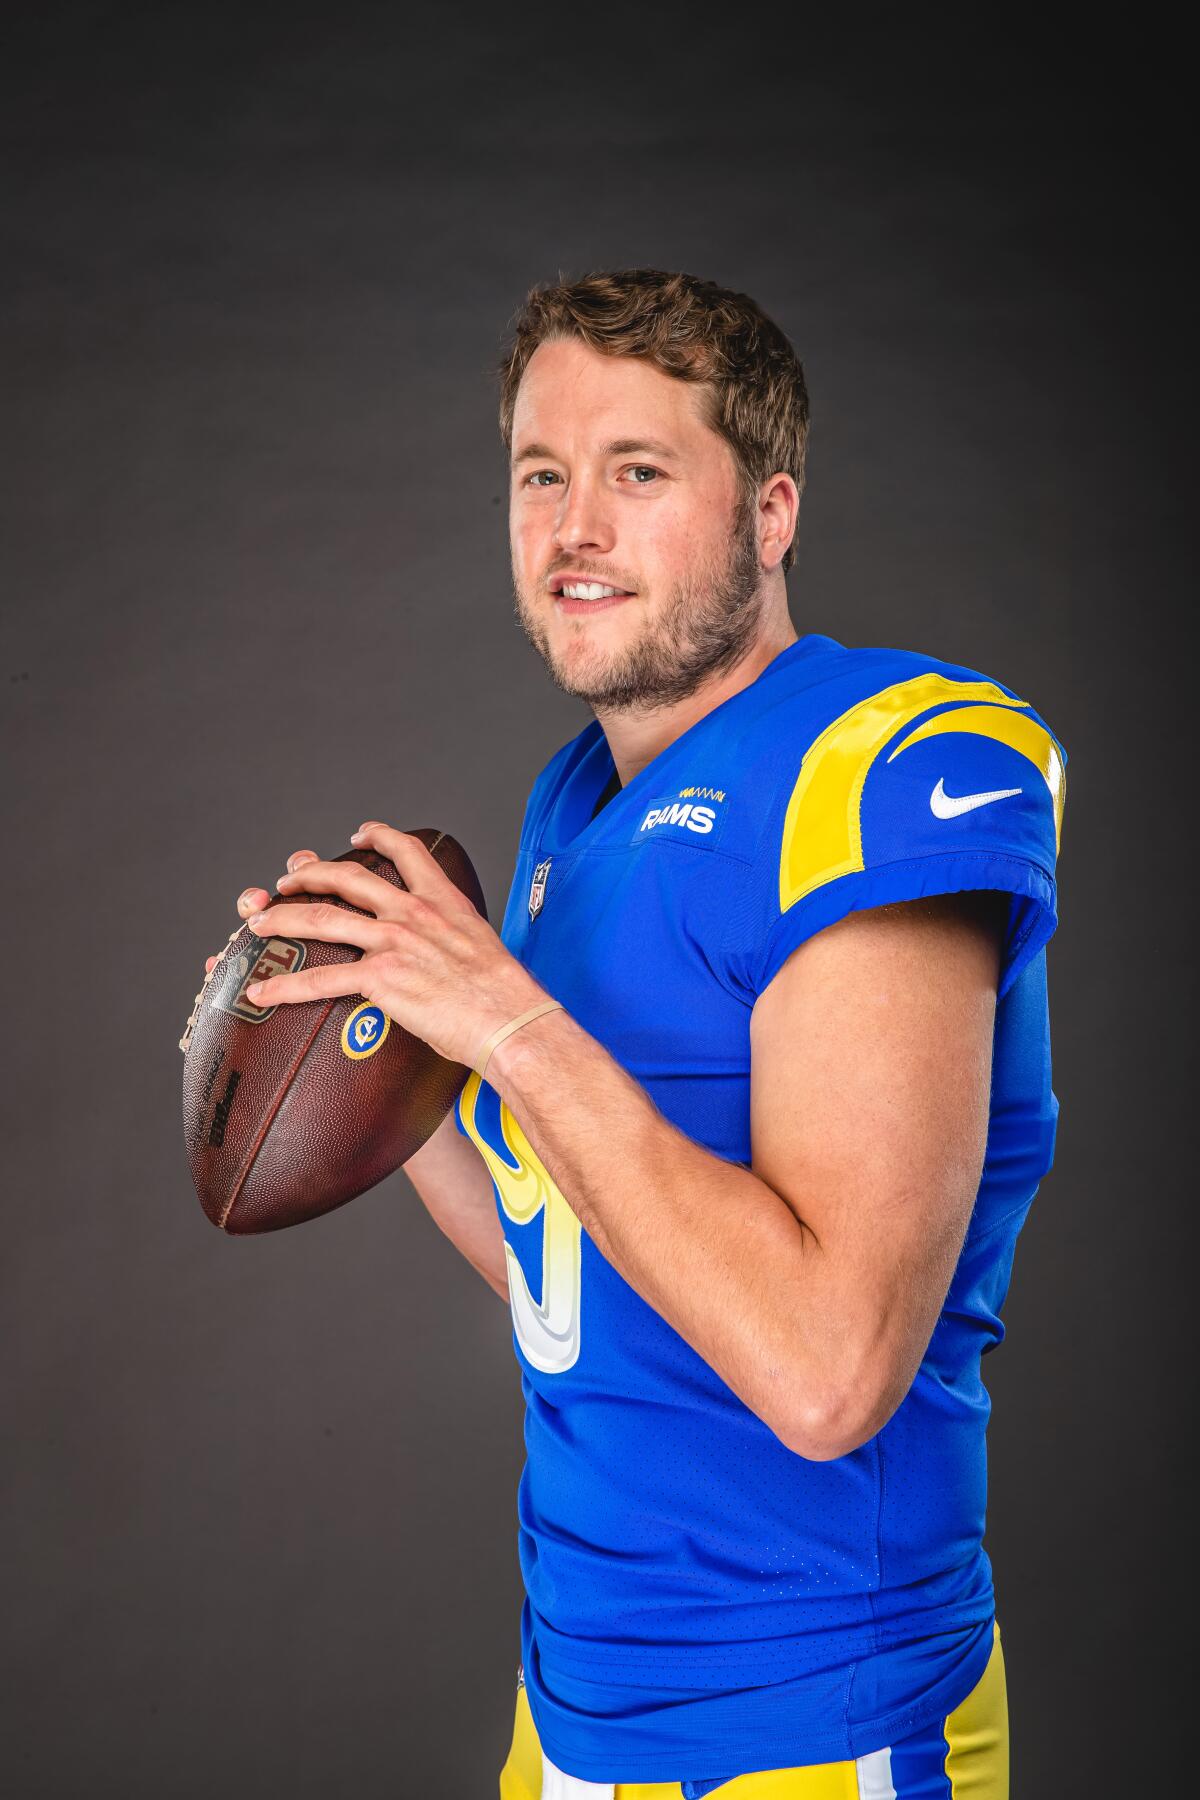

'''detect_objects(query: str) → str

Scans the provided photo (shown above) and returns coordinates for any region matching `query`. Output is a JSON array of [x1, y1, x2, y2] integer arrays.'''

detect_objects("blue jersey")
[[454, 633, 1065, 1786]]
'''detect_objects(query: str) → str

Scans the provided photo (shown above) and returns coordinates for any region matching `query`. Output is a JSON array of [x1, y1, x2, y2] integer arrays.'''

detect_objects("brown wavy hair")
[[497, 269, 810, 572]]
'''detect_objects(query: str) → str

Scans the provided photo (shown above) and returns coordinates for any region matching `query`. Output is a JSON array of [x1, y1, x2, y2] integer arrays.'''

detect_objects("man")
[[227, 270, 1065, 1797]]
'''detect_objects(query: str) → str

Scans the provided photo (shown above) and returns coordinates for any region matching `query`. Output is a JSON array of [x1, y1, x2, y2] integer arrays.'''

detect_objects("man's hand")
[[235, 821, 550, 1071], [201, 849, 317, 976]]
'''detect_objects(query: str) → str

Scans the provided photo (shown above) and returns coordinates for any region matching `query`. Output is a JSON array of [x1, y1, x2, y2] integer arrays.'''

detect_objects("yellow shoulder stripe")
[[887, 704, 1065, 850], [778, 674, 1061, 913]]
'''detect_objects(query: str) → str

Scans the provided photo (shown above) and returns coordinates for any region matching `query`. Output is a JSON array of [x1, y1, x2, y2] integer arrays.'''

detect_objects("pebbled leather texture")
[[181, 830, 487, 1234]]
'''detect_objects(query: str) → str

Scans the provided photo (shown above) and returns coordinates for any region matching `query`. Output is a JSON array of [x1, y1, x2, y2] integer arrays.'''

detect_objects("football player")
[[228, 270, 1064, 1798]]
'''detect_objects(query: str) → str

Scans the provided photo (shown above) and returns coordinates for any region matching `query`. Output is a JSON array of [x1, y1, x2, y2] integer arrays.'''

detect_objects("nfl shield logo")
[[528, 856, 551, 920]]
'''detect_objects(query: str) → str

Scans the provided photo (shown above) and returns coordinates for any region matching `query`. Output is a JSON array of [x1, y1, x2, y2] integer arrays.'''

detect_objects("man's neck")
[[597, 614, 799, 788]]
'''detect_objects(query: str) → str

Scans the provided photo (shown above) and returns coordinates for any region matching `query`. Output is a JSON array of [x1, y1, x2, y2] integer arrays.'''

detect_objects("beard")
[[511, 492, 766, 714]]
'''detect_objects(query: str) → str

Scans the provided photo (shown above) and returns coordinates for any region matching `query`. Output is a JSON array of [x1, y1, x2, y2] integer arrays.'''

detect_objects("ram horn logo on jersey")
[[528, 857, 552, 920], [631, 786, 728, 850]]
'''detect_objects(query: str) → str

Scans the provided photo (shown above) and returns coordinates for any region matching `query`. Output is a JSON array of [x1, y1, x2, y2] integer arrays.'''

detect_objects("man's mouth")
[[549, 577, 636, 613]]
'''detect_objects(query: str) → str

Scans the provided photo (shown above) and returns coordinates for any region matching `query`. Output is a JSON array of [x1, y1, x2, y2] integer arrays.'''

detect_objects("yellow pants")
[[500, 1623, 1008, 1798]]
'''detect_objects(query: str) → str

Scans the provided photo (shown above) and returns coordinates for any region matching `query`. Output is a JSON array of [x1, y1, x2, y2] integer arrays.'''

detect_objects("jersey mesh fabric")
[[455, 633, 1064, 1783]]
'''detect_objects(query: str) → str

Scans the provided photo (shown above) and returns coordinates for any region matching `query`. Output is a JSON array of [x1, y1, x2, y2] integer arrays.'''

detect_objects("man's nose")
[[553, 477, 614, 557]]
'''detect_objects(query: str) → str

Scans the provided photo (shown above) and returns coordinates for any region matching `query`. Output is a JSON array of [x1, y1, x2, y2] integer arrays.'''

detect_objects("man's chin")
[[524, 615, 634, 689], [525, 634, 624, 701]]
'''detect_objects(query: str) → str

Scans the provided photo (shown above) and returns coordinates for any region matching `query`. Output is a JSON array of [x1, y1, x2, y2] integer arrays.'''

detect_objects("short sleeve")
[[721, 675, 1067, 1003]]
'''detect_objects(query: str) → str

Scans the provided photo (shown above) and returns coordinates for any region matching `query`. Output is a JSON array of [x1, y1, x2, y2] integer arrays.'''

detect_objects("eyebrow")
[[512, 436, 681, 465]]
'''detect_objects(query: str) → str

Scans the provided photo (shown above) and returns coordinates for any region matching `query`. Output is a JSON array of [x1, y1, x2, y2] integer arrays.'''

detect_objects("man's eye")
[[622, 465, 661, 484], [526, 469, 562, 488]]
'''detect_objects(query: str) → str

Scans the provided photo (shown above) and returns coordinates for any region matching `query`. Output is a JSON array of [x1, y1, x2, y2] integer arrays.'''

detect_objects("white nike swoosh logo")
[[930, 778, 1023, 819]]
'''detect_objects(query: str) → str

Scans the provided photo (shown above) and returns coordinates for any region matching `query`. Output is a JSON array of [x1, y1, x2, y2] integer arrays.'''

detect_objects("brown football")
[[180, 832, 487, 1234]]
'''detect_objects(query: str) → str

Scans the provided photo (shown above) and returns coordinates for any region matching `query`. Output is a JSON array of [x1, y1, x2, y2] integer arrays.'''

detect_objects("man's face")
[[508, 338, 766, 711]]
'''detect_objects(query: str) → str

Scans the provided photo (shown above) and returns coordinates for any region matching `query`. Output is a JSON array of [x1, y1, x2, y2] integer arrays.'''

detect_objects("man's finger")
[[286, 849, 319, 874], [350, 823, 446, 897], [247, 901, 392, 953], [245, 960, 374, 1009], [273, 857, 409, 916], [238, 887, 270, 914]]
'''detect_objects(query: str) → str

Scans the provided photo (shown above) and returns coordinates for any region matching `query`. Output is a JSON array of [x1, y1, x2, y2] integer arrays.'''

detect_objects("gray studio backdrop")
[[2, 13, 1186, 1798]]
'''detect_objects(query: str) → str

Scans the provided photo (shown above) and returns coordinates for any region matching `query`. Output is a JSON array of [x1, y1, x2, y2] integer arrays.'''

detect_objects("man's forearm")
[[485, 1002, 839, 1455], [403, 1109, 510, 1301]]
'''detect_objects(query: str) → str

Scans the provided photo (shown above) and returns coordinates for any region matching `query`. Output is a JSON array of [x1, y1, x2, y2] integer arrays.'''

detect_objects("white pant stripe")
[[540, 1749, 615, 1799], [856, 1745, 897, 1800]]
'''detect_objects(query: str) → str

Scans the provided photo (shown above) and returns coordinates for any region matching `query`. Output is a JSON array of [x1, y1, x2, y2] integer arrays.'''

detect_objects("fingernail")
[[350, 830, 365, 843], [246, 982, 263, 1000], [238, 890, 257, 911], [247, 912, 266, 928]]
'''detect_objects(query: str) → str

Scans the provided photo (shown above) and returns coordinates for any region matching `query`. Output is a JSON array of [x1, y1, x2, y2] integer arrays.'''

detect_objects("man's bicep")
[[748, 894, 1004, 1432]]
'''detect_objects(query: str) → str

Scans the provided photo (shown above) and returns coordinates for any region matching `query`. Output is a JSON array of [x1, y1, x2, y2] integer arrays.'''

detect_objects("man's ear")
[[757, 472, 800, 570]]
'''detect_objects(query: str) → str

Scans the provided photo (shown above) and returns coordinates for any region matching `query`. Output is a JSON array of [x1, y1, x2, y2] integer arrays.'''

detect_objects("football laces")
[[178, 922, 248, 1055]]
